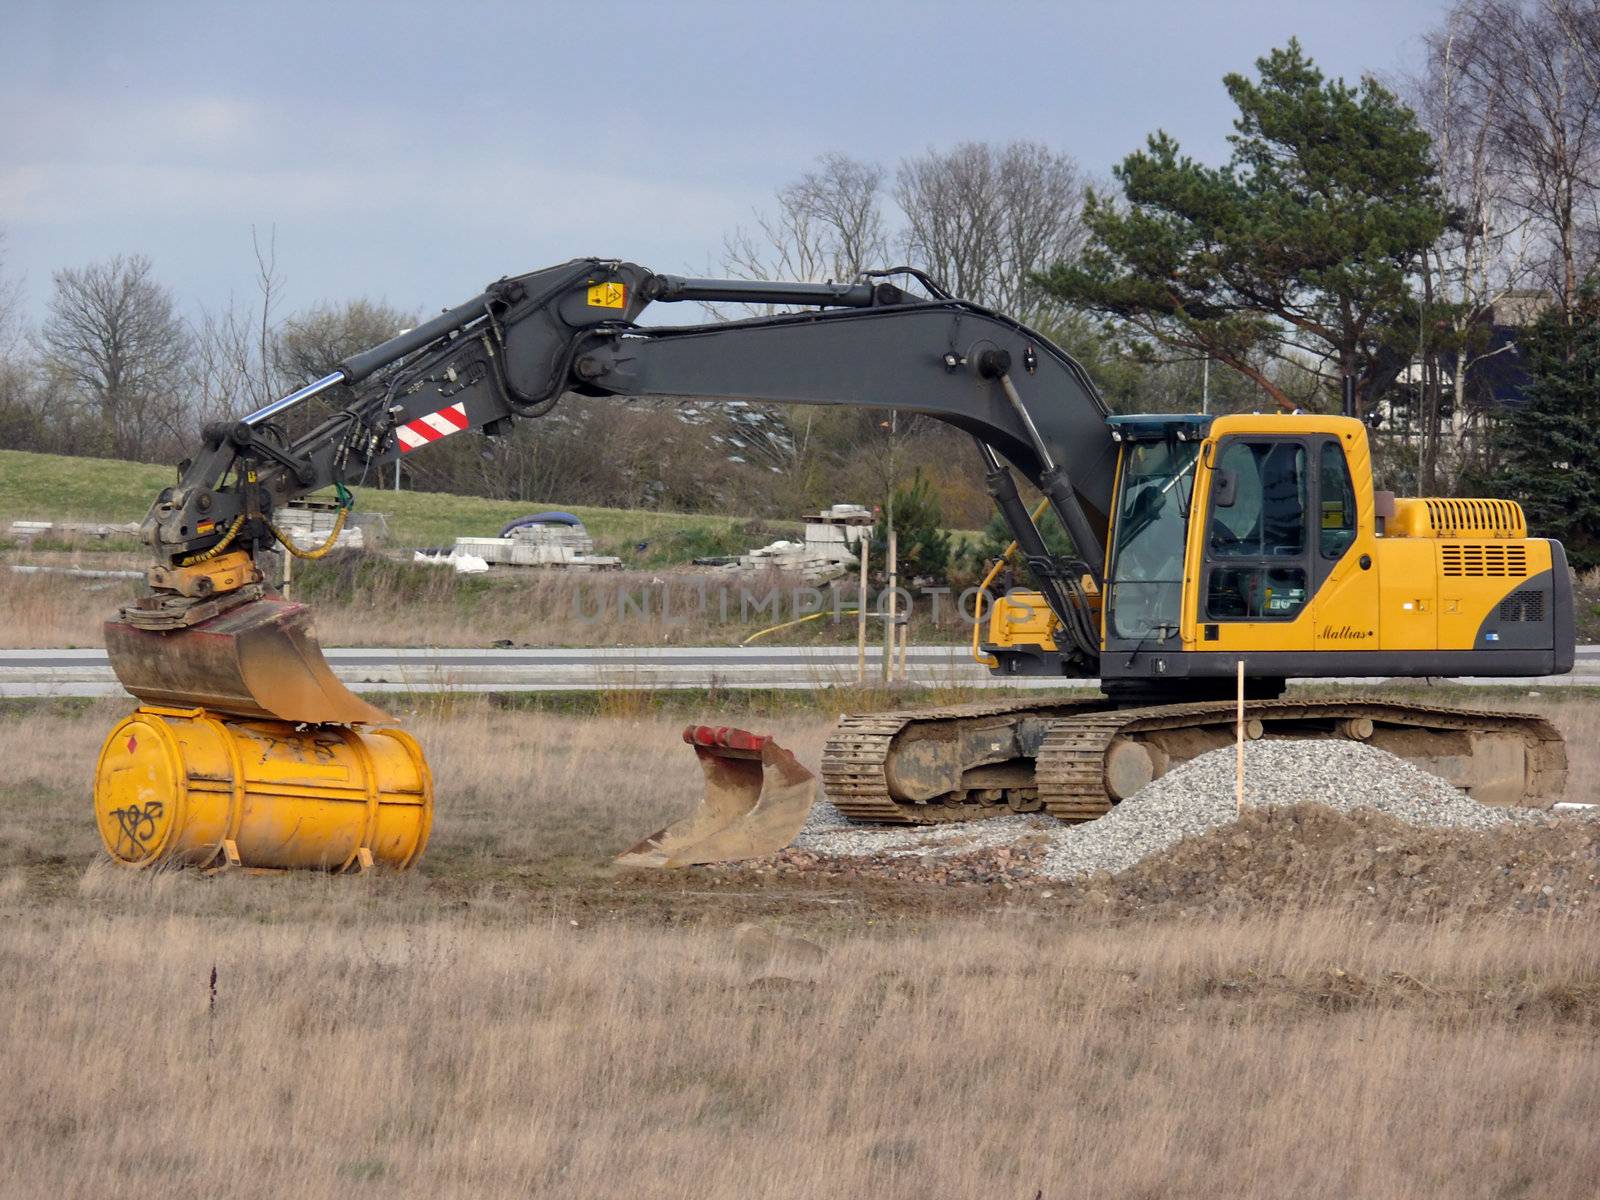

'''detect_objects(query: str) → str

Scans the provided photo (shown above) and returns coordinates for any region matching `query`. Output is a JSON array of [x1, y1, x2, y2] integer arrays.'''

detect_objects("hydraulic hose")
[[178, 514, 246, 566], [267, 505, 350, 560]]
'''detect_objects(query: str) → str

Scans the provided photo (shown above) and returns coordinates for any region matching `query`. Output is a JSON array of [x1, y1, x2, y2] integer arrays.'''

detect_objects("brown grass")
[[4, 702, 1600, 1197], [0, 561, 145, 648], [3, 893, 1599, 1198], [0, 546, 966, 649]]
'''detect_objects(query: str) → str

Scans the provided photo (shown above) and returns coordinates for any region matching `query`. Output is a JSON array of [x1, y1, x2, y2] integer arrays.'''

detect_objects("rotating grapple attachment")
[[616, 726, 817, 868]]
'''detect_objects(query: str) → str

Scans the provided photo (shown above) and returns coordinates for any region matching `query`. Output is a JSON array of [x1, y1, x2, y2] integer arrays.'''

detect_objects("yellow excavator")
[[92, 259, 1573, 870]]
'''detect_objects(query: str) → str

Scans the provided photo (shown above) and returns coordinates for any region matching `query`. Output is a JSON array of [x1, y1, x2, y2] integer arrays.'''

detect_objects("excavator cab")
[[983, 412, 1573, 696]]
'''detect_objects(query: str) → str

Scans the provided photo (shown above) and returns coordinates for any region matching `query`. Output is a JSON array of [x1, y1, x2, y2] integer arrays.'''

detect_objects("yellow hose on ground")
[[971, 499, 1051, 668], [742, 608, 866, 645]]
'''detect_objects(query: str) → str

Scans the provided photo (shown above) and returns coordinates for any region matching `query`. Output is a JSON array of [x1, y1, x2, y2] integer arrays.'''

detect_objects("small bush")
[[872, 470, 951, 583]]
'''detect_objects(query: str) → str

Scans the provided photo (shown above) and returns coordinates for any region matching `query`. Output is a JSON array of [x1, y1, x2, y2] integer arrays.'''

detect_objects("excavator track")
[[823, 696, 1567, 826], [821, 697, 1108, 825]]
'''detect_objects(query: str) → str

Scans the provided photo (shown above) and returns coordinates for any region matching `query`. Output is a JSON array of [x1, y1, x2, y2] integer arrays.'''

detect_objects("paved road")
[[3, 644, 1596, 699]]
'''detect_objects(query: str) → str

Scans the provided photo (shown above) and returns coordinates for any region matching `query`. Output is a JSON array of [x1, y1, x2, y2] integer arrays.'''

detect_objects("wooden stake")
[[883, 525, 897, 683], [1235, 659, 1245, 816], [856, 531, 869, 686]]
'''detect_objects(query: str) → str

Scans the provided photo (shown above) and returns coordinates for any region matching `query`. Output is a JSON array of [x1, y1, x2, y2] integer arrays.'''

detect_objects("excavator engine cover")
[[616, 726, 816, 868], [93, 706, 432, 871], [103, 596, 390, 725]]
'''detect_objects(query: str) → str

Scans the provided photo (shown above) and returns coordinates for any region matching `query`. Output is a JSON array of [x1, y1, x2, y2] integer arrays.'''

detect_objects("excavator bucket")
[[616, 726, 816, 868], [103, 596, 390, 725]]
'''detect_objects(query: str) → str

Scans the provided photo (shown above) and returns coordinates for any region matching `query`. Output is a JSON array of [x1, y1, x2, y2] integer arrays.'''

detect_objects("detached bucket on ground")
[[93, 706, 432, 871], [617, 726, 816, 868]]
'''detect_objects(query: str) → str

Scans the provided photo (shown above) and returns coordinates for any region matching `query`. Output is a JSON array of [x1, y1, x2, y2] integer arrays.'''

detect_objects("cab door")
[[1309, 436, 1382, 650], [1196, 436, 1316, 653]]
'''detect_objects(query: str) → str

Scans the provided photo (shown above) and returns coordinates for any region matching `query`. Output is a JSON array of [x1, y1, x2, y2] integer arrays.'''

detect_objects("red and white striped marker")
[[395, 401, 469, 453]]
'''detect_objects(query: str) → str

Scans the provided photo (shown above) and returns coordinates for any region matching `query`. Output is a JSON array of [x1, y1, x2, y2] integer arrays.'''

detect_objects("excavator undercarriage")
[[822, 697, 1567, 825]]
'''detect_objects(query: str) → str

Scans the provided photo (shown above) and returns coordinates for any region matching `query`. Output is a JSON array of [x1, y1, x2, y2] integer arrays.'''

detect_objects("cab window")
[[1204, 439, 1310, 622], [1208, 441, 1307, 557], [1106, 439, 1199, 640], [1319, 441, 1357, 558]]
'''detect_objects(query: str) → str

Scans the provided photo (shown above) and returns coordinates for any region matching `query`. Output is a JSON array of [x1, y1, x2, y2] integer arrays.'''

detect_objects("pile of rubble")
[[438, 513, 620, 571], [735, 740, 1600, 915], [717, 504, 873, 584]]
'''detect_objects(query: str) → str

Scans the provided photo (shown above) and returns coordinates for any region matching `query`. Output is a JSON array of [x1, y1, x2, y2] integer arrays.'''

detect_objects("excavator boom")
[[128, 261, 1115, 614], [109, 258, 1119, 730]]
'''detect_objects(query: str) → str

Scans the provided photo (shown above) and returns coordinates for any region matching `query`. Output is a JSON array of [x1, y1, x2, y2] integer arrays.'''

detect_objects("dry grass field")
[[2, 697, 1600, 1198], [0, 543, 967, 649]]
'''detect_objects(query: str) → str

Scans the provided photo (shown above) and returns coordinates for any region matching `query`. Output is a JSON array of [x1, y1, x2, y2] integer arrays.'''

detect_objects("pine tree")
[[960, 508, 1076, 585], [874, 470, 952, 583], [1040, 40, 1447, 412], [1496, 289, 1600, 570]]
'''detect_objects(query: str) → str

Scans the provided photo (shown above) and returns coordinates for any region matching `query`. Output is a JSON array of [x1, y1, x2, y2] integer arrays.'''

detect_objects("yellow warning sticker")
[[586, 281, 626, 309]]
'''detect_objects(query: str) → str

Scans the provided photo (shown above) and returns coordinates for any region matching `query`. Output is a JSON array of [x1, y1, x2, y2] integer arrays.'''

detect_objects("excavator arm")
[[126, 259, 1118, 696]]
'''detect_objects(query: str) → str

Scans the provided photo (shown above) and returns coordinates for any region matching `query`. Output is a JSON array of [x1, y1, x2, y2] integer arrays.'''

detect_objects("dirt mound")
[[764, 840, 1051, 888], [747, 804, 1600, 920], [1101, 804, 1600, 919]]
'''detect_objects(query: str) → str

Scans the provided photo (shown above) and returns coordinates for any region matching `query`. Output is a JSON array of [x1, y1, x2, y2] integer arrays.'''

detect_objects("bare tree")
[[1452, 0, 1600, 315], [191, 228, 287, 423], [895, 141, 1088, 321], [0, 229, 23, 357], [719, 154, 893, 481], [275, 297, 412, 385], [721, 152, 889, 291], [191, 301, 265, 425], [39, 254, 190, 461], [719, 143, 1088, 517], [1411, 16, 1539, 489], [0, 235, 39, 447], [271, 297, 413, 442]]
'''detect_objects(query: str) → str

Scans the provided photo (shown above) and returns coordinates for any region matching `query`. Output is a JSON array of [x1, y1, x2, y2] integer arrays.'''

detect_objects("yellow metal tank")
[[92, 706, 432, 871]]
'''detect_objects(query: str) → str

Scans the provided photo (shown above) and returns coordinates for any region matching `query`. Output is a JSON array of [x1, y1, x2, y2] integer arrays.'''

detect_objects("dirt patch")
[[731, 804, 1600, 922], [1105, 804, 1600, 917]]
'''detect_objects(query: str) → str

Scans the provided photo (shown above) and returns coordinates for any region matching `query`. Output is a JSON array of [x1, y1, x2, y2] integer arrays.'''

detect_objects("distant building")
[[1373, 289, 1553, 435]]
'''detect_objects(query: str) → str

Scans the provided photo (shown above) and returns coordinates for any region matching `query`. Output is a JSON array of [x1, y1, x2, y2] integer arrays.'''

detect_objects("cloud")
[[0, 155, 752, 240], [4, 93, 265, 163]]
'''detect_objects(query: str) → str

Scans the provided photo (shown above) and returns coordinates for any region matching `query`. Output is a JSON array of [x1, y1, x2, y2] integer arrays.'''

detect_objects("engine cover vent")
[[1498, 589, 1545, 622], [1442, 543, 1529, 577], [1390, 497, 1528, 539]]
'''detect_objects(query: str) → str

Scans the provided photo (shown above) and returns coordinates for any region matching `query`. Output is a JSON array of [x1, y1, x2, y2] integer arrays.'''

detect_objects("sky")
[[0, 0, 1454, 327]]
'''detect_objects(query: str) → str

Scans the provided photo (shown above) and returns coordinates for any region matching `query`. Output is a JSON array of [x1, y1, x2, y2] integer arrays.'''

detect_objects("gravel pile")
[[792, 739, 1547, 882], [1038, 739, 1522, 880], [794, 797, 1057, 859]]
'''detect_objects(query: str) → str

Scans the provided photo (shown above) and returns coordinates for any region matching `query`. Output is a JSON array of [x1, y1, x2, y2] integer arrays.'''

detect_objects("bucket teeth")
[[104, 596, 389, 725], [616, 726, 816, 868]]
